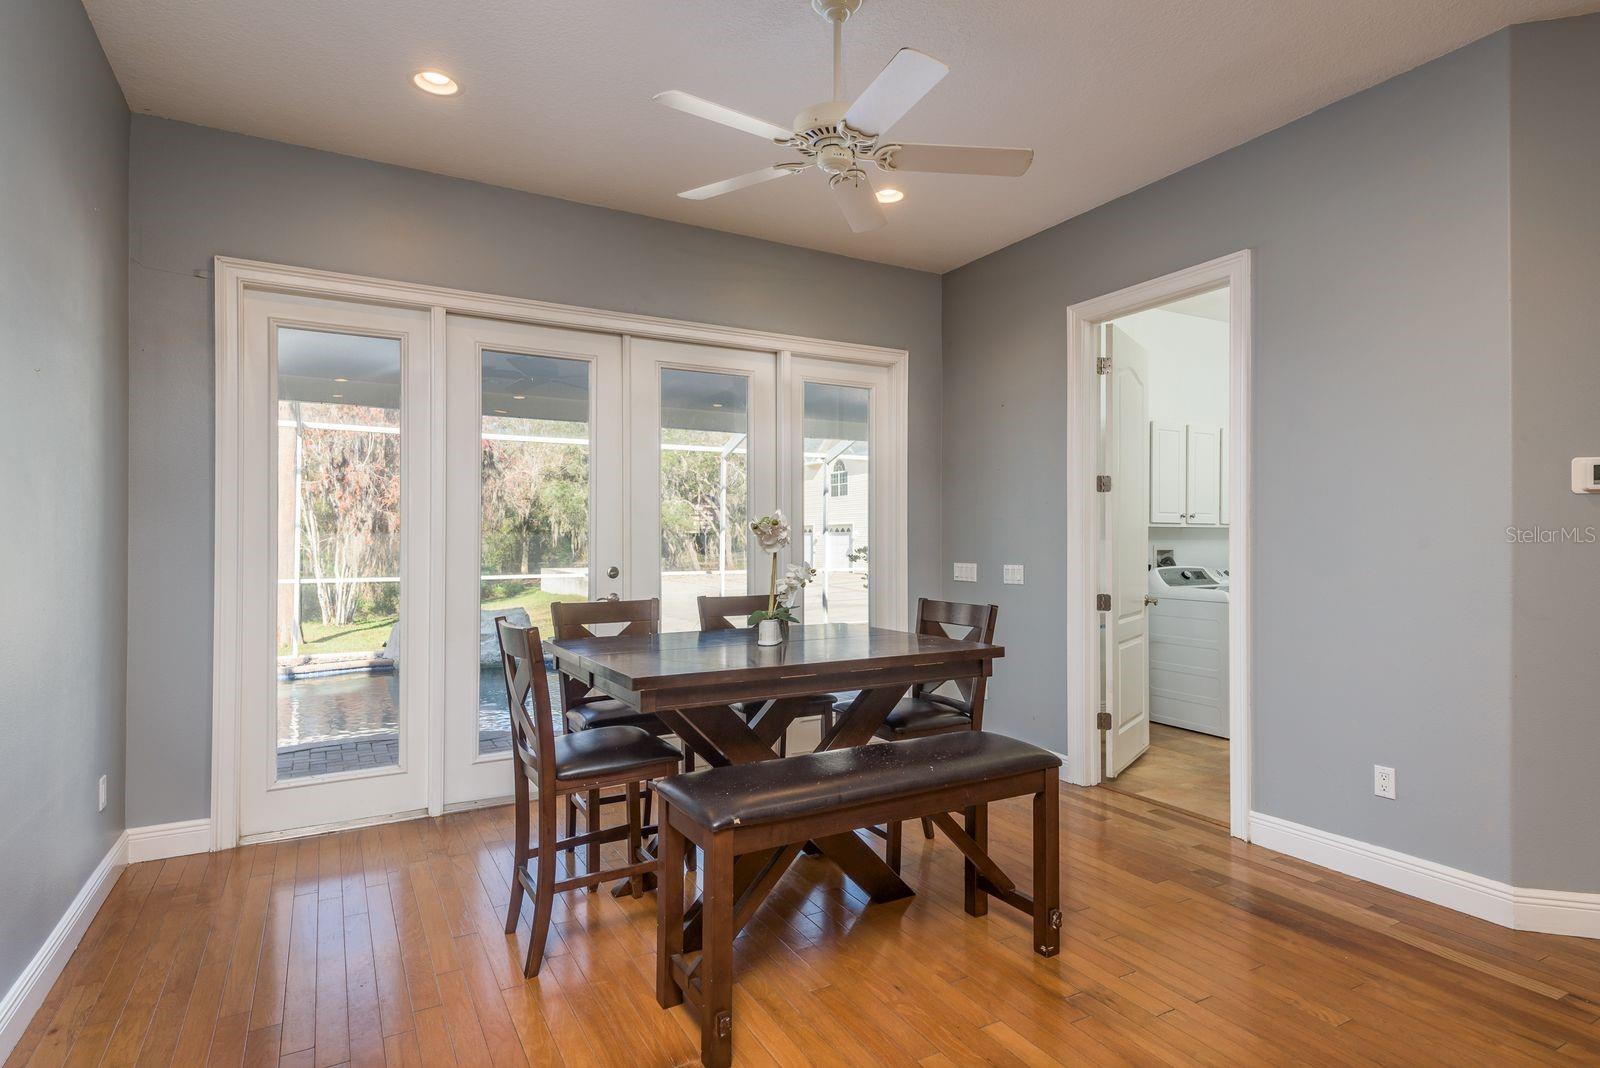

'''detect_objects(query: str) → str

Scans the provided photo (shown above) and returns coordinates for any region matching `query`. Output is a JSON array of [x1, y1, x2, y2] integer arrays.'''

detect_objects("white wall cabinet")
[[1150, 421, 1226, 527]]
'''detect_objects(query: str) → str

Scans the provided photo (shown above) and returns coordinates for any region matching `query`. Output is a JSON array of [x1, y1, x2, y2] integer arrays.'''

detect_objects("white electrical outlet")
[[953, 562, 977, 582], [1373, 765, 1396, 800], [98, 775, 108, 812], [1002, 564, 1024, 585]]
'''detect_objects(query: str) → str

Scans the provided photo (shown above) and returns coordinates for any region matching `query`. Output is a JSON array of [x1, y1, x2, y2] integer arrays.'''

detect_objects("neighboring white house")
[[801, 447, 869, 576]]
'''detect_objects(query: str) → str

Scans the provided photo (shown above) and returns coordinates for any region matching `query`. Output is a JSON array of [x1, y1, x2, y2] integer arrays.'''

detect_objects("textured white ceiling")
[[84, 0, 1594, 272]]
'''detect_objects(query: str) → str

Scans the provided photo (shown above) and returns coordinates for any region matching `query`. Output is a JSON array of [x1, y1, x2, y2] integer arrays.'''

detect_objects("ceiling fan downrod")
[[812, 0, 862, 101]]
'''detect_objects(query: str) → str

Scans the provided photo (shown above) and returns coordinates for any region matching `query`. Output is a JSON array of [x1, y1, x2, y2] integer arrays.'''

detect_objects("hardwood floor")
[[11, 786, 1600, 1066], [1103, 723, 1230, 824]]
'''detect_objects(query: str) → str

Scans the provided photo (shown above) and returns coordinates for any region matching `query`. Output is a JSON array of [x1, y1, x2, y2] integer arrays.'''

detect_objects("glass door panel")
[[240, 292, 434, 839], [630, 340, 775, 631], [800, 381, 872, 625], [445, 318, 622, 806], [786, 356, 899, 629]]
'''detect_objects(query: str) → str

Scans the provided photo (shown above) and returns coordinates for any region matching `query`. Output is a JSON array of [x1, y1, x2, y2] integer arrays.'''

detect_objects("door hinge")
[[1096, 711, 1112, 731], [1095, 593, 1111, 612], [1096, 356, 1112, 375], [1096, 475, 1112, 493]]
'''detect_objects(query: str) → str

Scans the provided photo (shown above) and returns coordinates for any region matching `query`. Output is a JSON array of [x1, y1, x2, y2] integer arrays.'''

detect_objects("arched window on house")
[[829, 460, 849, 497]]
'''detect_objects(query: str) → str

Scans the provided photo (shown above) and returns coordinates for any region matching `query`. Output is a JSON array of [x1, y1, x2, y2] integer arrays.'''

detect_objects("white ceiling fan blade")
[[882, 143, 1034, 177], [830, 174, 886, 233], [843, 48, 949, 136], [653, 90, 794, 142], [678, 165, 810, 201]]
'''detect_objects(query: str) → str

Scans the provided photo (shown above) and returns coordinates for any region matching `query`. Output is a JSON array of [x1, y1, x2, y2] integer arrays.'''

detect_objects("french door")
[[628, 339, 776, 632], [231, 287, 905, 838], [239, 291, 436, 838]]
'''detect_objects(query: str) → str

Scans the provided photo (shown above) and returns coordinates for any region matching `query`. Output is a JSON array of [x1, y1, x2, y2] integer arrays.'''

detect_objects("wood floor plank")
[[19, 793, 1600, 1067]]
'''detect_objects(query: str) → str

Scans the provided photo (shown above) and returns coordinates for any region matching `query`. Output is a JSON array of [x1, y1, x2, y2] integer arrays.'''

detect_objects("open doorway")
[[1098, 289, 1232, 823], [1065, 251, 1251, 838]]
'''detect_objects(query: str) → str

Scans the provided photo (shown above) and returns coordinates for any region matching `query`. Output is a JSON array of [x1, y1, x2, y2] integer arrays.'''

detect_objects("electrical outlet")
[[1002, 564, 1025, 585], [953, 562, 977, 582], [1373, 765, 1396, 800], [98, 775, 108, 812]]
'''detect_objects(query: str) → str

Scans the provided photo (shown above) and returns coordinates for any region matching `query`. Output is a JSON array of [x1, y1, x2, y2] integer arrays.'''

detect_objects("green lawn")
[[282, 586, 583, 657]]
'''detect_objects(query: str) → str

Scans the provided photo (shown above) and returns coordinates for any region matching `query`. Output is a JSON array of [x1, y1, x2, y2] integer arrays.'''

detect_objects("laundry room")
[[1101, 287, 1232, 824]]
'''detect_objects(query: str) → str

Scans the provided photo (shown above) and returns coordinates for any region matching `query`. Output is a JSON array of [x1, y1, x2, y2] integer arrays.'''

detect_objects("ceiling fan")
[[654, 0, 1033, 233]]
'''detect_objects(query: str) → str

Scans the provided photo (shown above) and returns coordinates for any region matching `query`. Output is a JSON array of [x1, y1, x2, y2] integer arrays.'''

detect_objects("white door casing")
[[1063, 250, 1252, 841], [1106, 327, 1152, 777]]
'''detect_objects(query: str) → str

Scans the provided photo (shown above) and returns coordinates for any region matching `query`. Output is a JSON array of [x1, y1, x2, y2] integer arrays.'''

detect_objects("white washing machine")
[[1146, 565, 1230, 737]]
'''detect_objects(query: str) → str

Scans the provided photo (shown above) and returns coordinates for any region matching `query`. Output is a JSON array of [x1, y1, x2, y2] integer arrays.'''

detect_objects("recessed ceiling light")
[[875, 188, 904, 204], [413, 69, 459, 96], [512, 394, 526, 400], [711, 402, 723, 408], [332, 394, 344, 399], [333, 377, 349, 382]]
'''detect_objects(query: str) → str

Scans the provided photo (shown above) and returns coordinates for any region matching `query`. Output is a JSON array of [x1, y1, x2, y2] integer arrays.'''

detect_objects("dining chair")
[[495, 618, 681, 976], [549, 597, 688, 886], [844, 597, 999, 870], [697, 593, 837, 756]]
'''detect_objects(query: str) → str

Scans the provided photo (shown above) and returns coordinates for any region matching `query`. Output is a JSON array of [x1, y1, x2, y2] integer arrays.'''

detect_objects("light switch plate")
[[953, 562, 977, 582], [1002, 564, 1024, 585]]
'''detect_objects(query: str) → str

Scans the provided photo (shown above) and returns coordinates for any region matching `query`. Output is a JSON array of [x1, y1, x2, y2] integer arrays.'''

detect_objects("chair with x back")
[[837, 597, 1000, 870], [496, 617, 681, 976], [549, 597, 686, 887], [697, 594, 838, 756]]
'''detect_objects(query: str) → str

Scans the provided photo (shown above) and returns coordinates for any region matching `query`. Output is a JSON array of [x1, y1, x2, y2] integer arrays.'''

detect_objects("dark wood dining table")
[[545, 622, 1004, 943]]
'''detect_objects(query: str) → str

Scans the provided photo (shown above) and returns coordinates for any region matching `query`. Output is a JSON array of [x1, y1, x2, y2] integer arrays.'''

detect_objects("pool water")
[[277, 664, 561, 750]]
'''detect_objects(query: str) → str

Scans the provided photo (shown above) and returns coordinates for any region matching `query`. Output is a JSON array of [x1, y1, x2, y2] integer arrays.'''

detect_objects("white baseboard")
[[126, 818, 212, 863], [0, 833, 127, 1062], [1249, 812, 1600, 939]]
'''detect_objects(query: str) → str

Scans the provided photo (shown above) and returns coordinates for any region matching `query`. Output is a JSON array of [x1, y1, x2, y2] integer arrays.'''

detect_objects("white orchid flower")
[[751, 510, 791, 553]]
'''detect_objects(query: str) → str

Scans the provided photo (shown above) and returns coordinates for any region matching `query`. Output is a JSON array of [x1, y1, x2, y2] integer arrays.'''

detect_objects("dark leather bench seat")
[[652, 731, 1060, 833]]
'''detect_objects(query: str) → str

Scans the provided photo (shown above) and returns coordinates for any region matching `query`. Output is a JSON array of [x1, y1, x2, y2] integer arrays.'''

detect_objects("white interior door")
[[1150, 420, 1187, 524], [443, 317, 623, 806], [1186, 424, 1222, 526], [786, 357, 900, 628], [1106, 326, 1152, 777], [628, 339, 776, 633], [239, 291, 435, 838]]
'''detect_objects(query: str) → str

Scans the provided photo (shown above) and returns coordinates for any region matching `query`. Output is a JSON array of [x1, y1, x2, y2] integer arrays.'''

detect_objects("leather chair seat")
[[553, 726, 682, 784], [565, 697, 665, 734], [874, 695, 973, 738], [653, 731, 1059, 833]]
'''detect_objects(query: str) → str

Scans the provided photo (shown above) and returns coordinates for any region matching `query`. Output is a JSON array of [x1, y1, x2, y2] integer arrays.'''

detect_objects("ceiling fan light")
[[875, 188, 904, 203], [413, 69, 459, 96]]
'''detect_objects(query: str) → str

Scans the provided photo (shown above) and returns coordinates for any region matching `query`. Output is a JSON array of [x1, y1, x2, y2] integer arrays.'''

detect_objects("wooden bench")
[[652, 731, 1062, 1068]]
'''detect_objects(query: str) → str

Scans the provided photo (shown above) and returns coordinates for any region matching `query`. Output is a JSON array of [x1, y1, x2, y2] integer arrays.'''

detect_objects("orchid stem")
[[768, 553, 779, 615]]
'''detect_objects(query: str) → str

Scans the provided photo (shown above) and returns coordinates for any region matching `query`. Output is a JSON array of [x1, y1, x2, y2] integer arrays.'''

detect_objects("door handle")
[[1144, 595, 1159, 607], [603, 593, 620, 602], [606, 566, 620, 579]]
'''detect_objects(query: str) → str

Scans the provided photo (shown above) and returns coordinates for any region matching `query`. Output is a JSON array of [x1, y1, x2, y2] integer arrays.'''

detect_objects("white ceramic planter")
[[756, 618, 784, 646]]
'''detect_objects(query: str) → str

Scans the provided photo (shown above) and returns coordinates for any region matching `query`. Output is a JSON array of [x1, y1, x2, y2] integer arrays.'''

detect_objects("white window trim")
[[1063, 250, 1253, 840], [212, 256, 909, 849]]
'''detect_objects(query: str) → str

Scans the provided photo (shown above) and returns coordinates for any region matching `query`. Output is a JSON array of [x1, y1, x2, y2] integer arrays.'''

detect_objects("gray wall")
[[1508, 15, 1600, 892], [125, 117, 942, 826], [0, 0, 128, 996], [942, 34, 1516, 879]]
